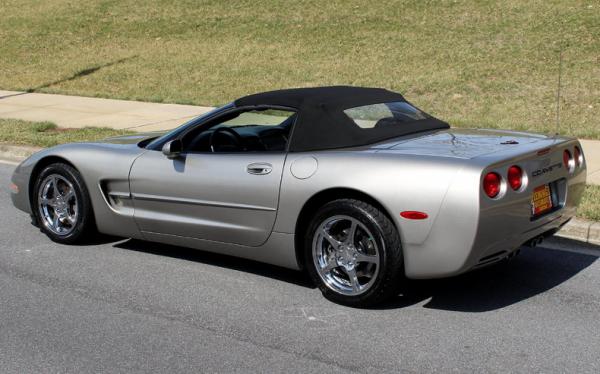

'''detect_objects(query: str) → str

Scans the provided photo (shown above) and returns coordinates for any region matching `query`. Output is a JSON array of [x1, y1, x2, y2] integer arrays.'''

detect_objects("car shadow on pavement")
[[114, 238, 597, 312], [377, 244, 598, 312], [115, 239, 314, 288]]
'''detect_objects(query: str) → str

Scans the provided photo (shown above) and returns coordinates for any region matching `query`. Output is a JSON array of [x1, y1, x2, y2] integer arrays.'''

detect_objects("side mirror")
[[162, 139, 182, 159]]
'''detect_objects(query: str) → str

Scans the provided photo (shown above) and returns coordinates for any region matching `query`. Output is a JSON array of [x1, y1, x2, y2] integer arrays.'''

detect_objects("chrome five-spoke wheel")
[[38, 174, 78, 236], [312, 215, 380, 296], [306, 199, 404, 307]]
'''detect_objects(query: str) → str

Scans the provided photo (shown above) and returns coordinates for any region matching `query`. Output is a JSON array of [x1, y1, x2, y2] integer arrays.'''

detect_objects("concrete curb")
[[0, 143, 598, 247], [555, 217, 600, 246]]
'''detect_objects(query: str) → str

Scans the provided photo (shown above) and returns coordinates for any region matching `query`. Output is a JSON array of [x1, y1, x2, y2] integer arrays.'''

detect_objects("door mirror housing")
[[162, 139, 182, 159]]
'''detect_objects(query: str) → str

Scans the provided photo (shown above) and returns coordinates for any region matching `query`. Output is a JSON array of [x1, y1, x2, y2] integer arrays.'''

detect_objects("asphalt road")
[[1, 162, 599, 373]]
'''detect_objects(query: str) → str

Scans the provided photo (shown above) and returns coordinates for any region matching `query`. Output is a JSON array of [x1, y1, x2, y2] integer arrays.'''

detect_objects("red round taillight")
[[563, 149, 573, 172], [483, 172, 501, 198], [574, 146, 582, 168], [507, 165, 523, 191]]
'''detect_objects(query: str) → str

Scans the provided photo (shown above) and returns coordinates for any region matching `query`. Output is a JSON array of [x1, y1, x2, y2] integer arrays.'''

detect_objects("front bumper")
[[10, 162, 32, 215]]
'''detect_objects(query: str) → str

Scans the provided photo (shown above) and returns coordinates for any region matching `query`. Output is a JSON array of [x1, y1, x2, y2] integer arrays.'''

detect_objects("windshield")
[[145, 104, 233, 150], [343, 101, 431, 129]]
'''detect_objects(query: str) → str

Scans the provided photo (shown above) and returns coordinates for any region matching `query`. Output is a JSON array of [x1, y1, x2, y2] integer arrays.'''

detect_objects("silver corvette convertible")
[[10, 86, 587, 306]]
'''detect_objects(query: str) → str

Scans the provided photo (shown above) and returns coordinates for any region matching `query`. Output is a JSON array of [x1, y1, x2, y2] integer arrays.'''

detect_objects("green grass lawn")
[[1, 1, 598, 139], [0, 118, 133, 148], [579, 184, 600, 222]]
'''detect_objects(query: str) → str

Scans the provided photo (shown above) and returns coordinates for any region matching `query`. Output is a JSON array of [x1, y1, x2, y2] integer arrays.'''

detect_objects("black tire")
[[32, 163, 96, 244], [304, 199, 404, 307]]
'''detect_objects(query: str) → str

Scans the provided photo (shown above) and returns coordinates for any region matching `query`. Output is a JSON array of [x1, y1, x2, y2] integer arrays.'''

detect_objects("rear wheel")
[[304, 199, 404, 307], [32, 163, 95, 244]]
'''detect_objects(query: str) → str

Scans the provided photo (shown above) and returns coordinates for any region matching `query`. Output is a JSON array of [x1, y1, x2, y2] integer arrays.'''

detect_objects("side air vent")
[[99, 180, 134, 215]]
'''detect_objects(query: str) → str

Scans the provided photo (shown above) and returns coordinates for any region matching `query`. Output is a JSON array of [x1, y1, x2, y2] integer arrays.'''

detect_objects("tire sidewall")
[[33, 163, 93, 244], [304, 199, 403, 307]]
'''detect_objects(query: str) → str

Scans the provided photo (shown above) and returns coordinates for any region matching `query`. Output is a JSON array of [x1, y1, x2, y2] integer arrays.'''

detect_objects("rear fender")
[[276, 151, 470, 270]]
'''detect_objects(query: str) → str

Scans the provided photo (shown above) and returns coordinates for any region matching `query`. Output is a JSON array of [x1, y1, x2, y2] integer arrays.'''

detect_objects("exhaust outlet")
[[526, 236, 544, 248]]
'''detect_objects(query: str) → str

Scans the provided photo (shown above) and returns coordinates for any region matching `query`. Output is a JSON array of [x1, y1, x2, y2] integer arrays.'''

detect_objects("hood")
[[377, 128, 552, 159], [98, 131, 166, 145]]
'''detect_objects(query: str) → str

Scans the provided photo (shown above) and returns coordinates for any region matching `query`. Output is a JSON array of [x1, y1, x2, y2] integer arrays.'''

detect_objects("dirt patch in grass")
[[0, 118, 134, 148]]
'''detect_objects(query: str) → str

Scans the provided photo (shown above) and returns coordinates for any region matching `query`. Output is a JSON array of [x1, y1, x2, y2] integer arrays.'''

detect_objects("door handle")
[[247, 163, 273, 175]]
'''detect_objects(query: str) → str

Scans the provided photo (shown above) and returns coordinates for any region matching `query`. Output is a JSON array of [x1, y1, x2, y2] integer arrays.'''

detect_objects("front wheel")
[[32, 163, 95, 244], [304, 199, 404, 307]]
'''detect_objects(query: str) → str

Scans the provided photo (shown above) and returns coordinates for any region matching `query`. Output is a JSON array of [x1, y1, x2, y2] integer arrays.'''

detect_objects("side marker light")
[[400, 211, 428, 220]]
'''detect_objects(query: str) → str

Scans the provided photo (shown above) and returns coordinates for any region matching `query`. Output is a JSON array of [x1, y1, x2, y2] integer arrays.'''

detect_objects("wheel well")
[[28, 156, 78, 208], [293, 188, 397, 270]]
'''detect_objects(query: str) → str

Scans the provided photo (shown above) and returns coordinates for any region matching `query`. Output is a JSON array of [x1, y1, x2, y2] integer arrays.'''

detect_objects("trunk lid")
[[377, 128, 555, 159]]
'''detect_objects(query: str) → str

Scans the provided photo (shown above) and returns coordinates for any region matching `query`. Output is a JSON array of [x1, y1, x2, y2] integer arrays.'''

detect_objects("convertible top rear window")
[[343, 102, 431, 129]]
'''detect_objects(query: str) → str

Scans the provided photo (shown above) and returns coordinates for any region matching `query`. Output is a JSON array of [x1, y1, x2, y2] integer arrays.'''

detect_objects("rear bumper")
[[466, 207, 573, 270], [403, 162, 586, 279]]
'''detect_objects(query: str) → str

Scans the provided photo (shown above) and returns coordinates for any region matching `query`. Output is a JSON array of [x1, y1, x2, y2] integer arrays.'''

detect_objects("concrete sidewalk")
[[0, 89, 598, 184], [581, 139, 600, 185], [0, 90, 213, 132]]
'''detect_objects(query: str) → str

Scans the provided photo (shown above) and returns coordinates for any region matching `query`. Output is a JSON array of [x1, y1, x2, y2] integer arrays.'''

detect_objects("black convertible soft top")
[[235, 86, 449, 152]]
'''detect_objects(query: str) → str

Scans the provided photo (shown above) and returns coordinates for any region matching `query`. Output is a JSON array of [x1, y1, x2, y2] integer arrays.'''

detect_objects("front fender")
[[10, 142, 146, 239]]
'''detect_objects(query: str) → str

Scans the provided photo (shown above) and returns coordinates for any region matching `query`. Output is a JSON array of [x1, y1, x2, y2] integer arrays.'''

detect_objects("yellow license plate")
[[531, 184, 553, 216]]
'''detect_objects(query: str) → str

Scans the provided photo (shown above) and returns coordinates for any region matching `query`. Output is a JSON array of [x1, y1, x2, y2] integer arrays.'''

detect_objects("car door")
[[129, 107, 295, 247]]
